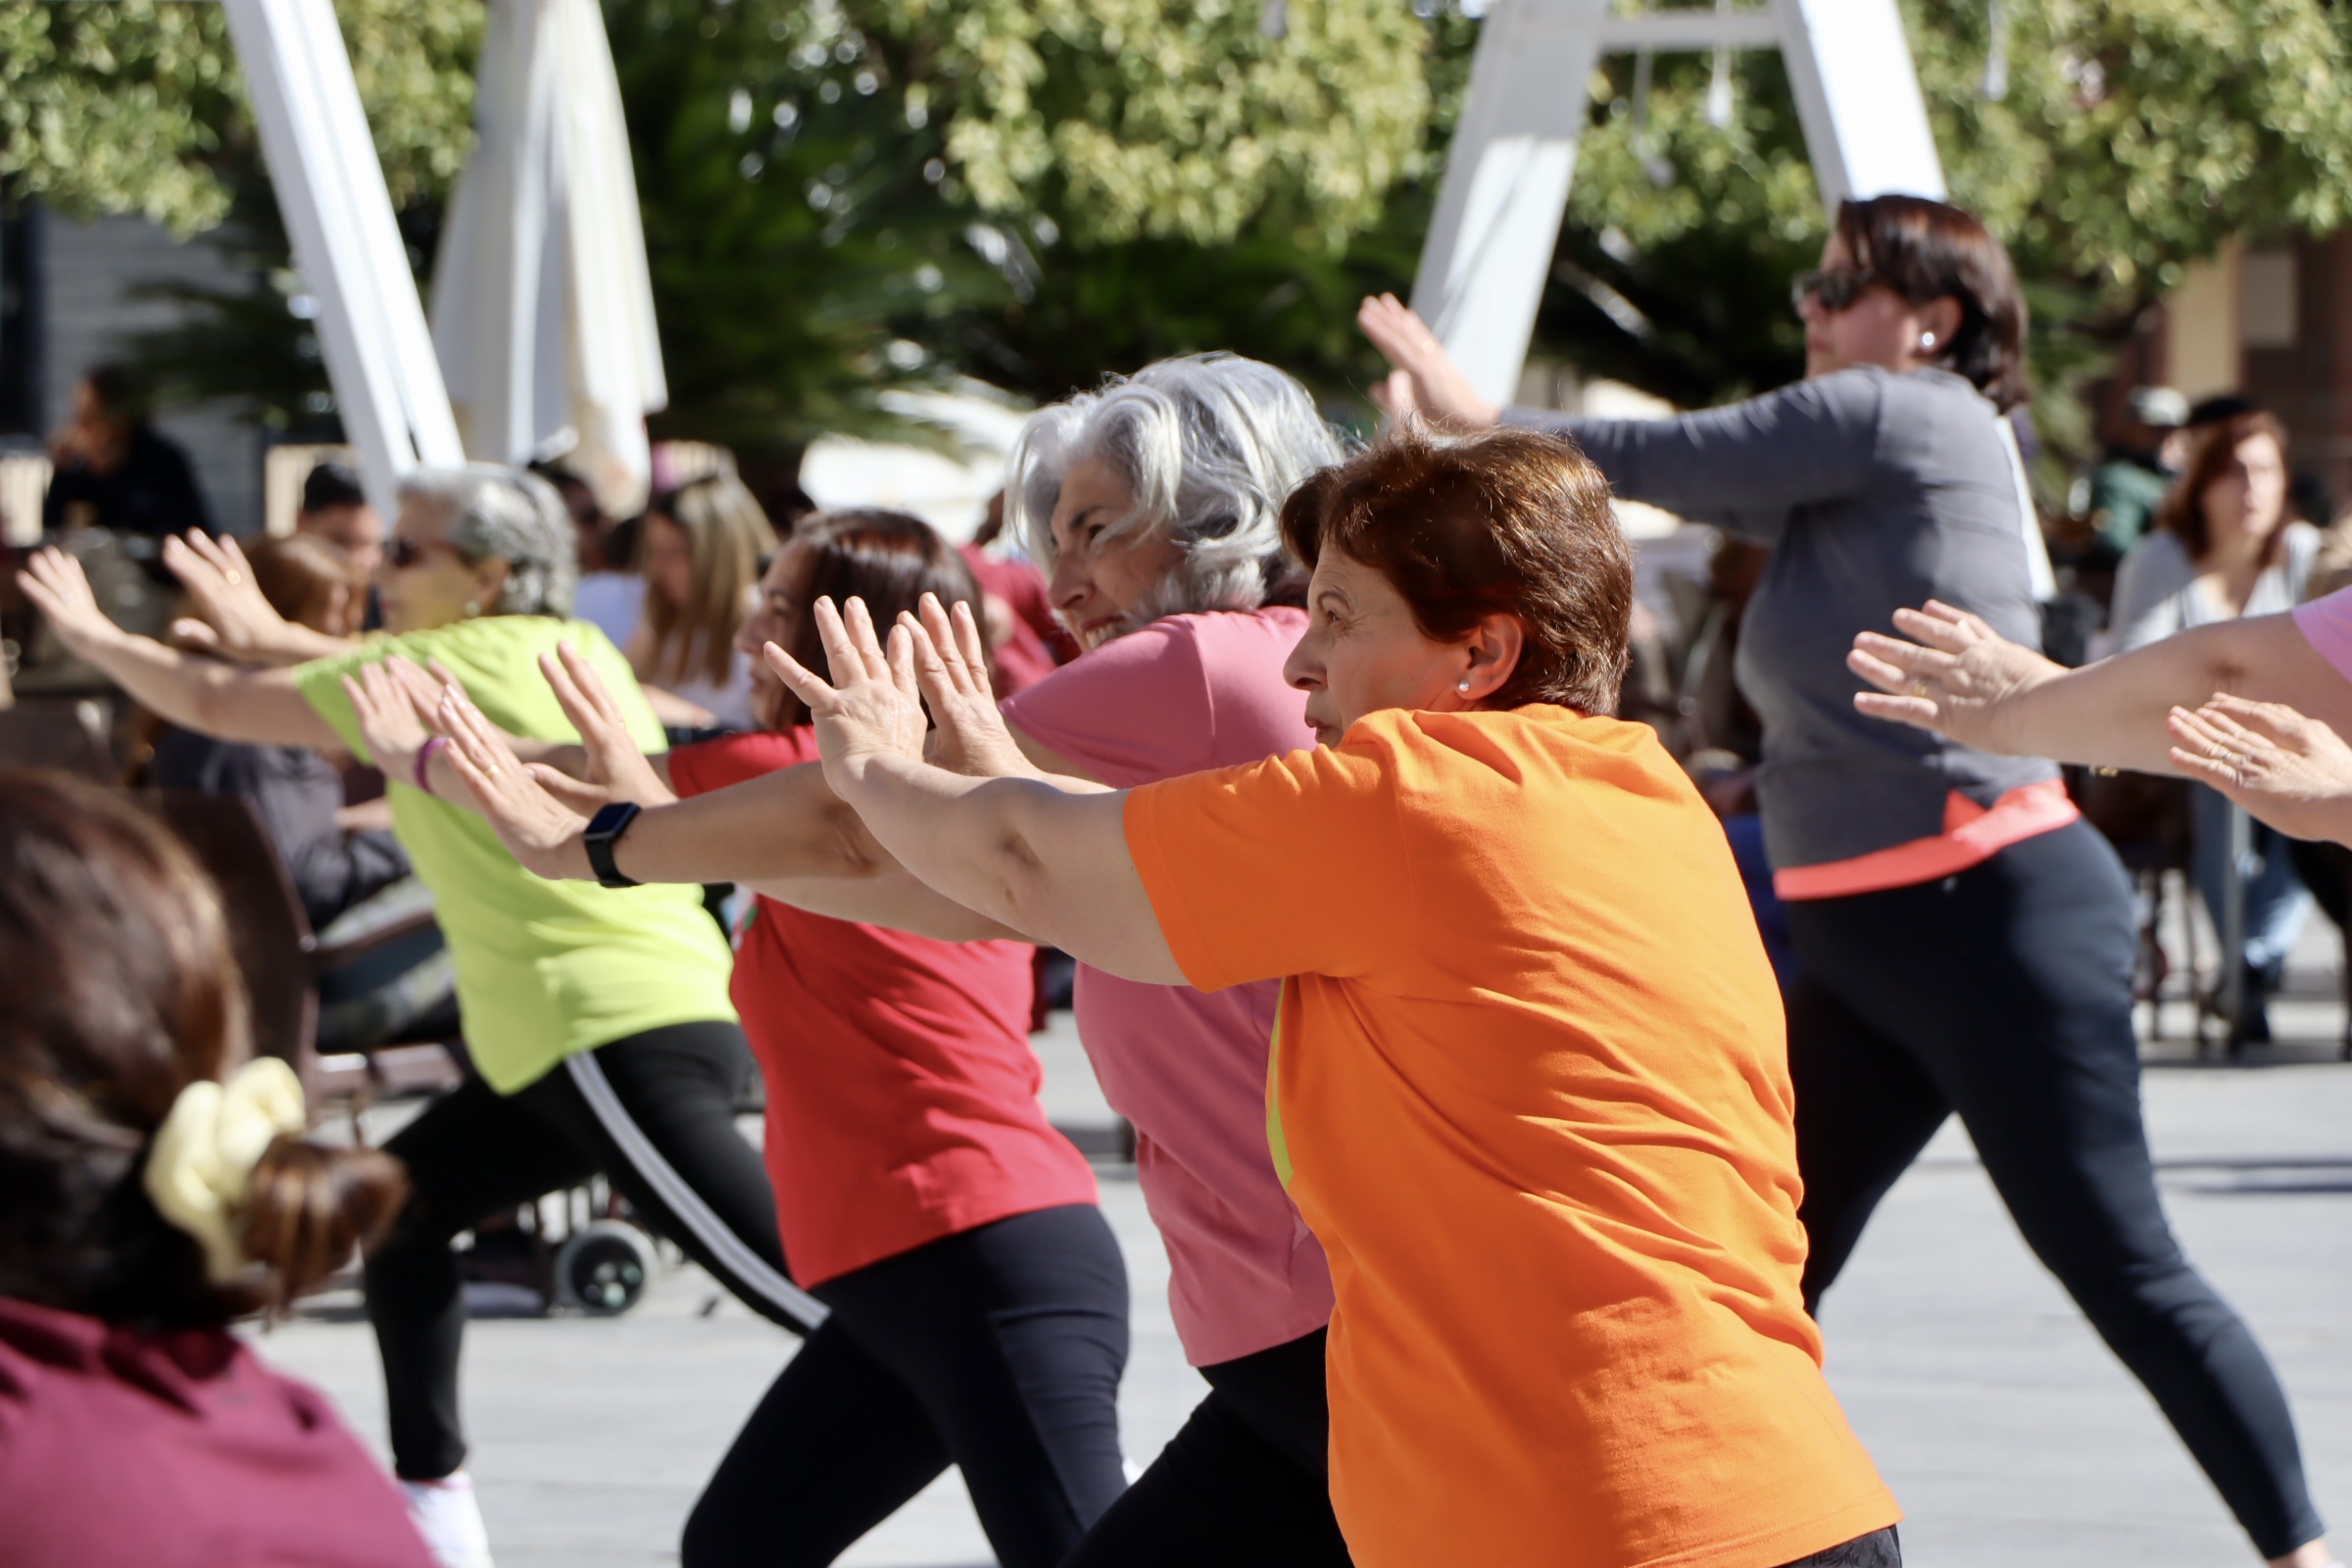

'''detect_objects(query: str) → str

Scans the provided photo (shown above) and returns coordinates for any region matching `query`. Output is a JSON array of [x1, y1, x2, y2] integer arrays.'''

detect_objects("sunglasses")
[[384, 535, 471, 571], [1789, 266, 1878, 317]]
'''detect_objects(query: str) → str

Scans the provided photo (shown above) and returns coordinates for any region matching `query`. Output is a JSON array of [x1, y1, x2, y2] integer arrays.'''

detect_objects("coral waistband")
[[1772, 777, 2080, 902]]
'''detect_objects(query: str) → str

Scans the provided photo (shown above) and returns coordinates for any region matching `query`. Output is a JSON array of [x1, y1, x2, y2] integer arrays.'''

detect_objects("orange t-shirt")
[[1126, 706, 1899, 1568]]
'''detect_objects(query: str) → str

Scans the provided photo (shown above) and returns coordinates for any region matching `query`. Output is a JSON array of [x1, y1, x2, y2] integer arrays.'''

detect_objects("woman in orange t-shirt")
[[759, 426, 1902, 1568]]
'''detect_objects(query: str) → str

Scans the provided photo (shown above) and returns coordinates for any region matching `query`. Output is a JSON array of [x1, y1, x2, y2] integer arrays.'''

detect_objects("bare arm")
[[1848, 601, 2352, 774], [767, 596, 1185, 984], [19, 548, 339, 748]]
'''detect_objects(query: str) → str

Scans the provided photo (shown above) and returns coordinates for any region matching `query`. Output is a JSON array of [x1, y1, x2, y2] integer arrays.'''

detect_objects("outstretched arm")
[[767, 594, 1184, 984], [1848, 600, 2352, 774], [18, 548, 337, 748]]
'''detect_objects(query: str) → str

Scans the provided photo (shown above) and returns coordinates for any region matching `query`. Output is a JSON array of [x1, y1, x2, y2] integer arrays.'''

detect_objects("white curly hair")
[[396, 464, 577, 618], [1005, 354, 1345, 639]]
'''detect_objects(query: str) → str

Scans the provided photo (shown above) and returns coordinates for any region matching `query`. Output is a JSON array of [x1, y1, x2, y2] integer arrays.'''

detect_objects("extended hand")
[[1847, 601, 2061, 755], [762, 596, 929, 794], [1356, 293, 1501, 432], [539, 643, 674, 808], [905, 594, 1039, 780], [2170, 695, 2352, 847], [163, 533, 321, 664], [344, 659, 437, 785], [17, 547, 126, 659], [433, 680, 599, 880]]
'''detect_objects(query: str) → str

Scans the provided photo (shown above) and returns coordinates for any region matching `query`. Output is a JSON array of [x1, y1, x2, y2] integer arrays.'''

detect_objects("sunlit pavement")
[[261, 935, 2352, 1567]]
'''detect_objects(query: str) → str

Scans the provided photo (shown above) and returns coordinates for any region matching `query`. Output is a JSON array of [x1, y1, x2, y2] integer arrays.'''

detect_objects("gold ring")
[[224, 571, 242, 586], [1907, 680, 1931, 699], [483, 763, 501, 778]]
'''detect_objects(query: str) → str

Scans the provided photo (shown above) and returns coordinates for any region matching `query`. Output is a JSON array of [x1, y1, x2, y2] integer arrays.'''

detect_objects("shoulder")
[[2120, 529, 2195, 580]]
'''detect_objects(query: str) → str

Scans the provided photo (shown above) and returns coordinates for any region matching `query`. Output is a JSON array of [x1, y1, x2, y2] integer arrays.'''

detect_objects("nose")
[[1048, 555, 1090, 615]]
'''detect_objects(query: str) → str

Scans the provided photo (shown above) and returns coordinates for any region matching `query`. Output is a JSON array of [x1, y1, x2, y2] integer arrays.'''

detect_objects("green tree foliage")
[[0, 0, 478, 233]]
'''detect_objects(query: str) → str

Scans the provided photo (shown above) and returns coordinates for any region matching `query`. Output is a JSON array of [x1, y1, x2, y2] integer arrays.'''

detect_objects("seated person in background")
[[0, 769, 427, 1568], [41, 364, 214, 546], [296, 463, 387, 580], [146, 533, 452, 1052]]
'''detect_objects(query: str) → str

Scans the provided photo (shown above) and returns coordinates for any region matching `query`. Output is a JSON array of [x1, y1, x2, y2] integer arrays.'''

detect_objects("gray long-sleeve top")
[[1511, 366, 2056, 871]]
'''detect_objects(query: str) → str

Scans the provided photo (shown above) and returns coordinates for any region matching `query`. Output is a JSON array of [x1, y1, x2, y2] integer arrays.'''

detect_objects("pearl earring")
[[1920, 332, 1936, 350], [462, 598, 481, 618], [1457, 679, 1472, 694]]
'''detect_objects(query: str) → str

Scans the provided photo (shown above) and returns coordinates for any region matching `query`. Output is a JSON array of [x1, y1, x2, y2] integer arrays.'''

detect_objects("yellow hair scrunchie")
[[143, 1057, 307, 1285]]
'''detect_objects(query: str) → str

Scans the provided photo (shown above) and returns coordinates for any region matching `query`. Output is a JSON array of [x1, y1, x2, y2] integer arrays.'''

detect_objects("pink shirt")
[[1002, 607, 1336, 1365], [2294, 588, 2352, 678]]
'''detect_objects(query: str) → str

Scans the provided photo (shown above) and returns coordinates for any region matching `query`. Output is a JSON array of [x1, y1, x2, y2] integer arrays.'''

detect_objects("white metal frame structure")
[[1414, 0, 1948, 407], [219, 0, 465, 515]]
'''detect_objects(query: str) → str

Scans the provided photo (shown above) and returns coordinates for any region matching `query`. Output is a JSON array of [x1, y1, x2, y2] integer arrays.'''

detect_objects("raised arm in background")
[[18, 548, 338, 748]]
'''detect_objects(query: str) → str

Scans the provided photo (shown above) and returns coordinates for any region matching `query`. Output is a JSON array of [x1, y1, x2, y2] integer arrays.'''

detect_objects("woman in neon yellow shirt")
[[22, 466, 814, 1567]]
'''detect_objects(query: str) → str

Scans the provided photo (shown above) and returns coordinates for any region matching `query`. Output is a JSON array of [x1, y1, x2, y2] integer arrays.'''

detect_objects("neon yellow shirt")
[[295, 616, 737, 1094]]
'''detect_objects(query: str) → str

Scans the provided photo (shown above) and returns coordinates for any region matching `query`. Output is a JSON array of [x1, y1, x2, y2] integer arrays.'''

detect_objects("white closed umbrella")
[[222, 0, 466, 515], [432, 0, 666, 516]]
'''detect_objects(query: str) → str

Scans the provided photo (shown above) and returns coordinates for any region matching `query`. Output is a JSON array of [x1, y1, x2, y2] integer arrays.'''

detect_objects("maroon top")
[[0, 1296, 431, 1568]]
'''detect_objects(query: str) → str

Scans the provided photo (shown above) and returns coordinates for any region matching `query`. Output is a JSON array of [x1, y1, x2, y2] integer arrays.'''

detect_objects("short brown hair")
[[244, 533, 368, 634], [0, 771, 404, 1324], [1278, 426, 1632, 715], [1836, 195, 2029, 412], [2158, 409, 2292, 564]]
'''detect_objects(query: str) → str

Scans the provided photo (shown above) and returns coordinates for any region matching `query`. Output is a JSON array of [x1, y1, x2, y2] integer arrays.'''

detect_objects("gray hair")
[[397, 464, 577, 618], [1006, 353, 1345, 633]]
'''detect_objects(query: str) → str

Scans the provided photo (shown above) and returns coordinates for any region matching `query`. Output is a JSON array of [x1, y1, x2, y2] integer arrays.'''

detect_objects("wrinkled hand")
[[904, 594, 1038, 780], [18, 547, 126, 658], [163, 533, 314, 664], [538, 643, 674, 808], [344, 659, 437, 785], [762, 596, 928, 794], [2169, 695, 2352, 846], [1847, 601, 2062, 755], [1356, 293, 1501, 432], [433, 681, 600, 881]]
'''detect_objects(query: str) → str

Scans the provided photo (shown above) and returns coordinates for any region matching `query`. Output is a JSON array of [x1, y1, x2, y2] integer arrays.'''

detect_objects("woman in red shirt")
[[0, 771, 427, 1568], [423, 511, 1126, 1568]]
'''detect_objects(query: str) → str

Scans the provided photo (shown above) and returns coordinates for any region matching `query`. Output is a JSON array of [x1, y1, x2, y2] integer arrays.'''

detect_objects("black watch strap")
[[583, 801, 644, 889]]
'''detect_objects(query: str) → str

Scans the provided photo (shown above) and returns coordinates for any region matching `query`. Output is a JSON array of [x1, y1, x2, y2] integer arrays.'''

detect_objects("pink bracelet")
[[413, 736, 450, 795]]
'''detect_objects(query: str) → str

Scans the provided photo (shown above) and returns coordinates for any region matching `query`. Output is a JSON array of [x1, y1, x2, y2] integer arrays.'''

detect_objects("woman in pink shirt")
[[434, 355, 1355, 1565], [0, 771, 428, 1568]]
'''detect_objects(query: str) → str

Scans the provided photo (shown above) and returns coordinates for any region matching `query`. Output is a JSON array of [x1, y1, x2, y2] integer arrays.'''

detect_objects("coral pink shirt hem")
[[1772, 778, 2080, 901]]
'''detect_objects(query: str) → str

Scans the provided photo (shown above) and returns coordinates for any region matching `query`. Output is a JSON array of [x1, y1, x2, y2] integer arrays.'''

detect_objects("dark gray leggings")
[[1787, 820, 2322, 1559]]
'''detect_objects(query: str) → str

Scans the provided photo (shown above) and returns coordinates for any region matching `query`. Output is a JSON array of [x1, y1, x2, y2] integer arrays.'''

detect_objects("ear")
[[1459, 612, 1526, 702], [471, 555, 514, 610], [1916, 296, 1963, 355]]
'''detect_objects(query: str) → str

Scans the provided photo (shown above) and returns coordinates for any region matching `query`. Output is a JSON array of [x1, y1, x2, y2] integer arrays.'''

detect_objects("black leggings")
[[682, 1203, 1130, 1568], [367, 1020, 821, 1481], [1062, 1327, 1351, 1568], [1787, 820, 2322, 1558]]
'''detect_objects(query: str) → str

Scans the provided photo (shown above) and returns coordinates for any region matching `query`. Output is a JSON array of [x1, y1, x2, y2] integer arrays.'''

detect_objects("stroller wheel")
[[554, 1219, 654, 1316]]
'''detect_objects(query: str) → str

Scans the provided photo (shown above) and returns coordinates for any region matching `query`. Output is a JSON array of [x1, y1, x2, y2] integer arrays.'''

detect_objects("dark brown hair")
[[244, 533, 369, 635], [1278, 426, 1632, 715], [2157, 410, 2293, 565], [1835, 195, 2029, 412], [0, 772, 405, 1325], [778, 509, 987, 727]]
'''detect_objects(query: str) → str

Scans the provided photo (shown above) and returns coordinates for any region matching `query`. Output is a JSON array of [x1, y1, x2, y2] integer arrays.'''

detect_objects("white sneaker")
[[400, 1472, 495, 1568]]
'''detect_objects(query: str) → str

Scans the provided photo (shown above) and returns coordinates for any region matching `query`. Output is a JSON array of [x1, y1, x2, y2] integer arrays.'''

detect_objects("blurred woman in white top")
[[629, 472, 772, 730], [2109, 409, 2321, 1037]]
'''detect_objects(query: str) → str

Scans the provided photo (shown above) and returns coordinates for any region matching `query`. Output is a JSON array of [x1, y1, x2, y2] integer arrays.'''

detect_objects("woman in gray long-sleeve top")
[[1363, 195, 2328, 1568]]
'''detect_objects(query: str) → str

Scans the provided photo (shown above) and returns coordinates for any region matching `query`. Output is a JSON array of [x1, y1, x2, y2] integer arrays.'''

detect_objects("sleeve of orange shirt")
[[1124, 738, 1415, 992]]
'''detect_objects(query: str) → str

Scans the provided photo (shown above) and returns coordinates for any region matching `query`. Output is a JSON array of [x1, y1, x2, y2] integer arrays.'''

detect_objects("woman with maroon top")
[[0, 770, 425, 1568], [411, 511, 1127, 1568]]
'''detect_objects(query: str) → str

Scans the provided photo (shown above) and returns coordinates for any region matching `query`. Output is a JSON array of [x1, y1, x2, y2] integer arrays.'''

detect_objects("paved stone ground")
[[260, 912, 2352, 1566]]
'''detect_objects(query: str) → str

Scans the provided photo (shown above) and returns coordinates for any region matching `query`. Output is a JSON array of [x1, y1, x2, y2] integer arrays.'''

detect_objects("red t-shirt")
[[668, 730, 1098, 1286], [0, 1297, 434, 1568]]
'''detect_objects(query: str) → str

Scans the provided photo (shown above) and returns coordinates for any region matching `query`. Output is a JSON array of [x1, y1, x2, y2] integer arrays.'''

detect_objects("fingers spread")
[[556, 642, 622, 726], [1847, 647, 1922, 693], [2202, 693, 2305, 745], [764, 640, 835, 707], [884, 620, 918, 701], [950, 598, 996, 700], [809, 598, 863, 686], [1852, 692, 1941, 729], [843, 597, 891, 682], [1886, 608, 1974, 651]]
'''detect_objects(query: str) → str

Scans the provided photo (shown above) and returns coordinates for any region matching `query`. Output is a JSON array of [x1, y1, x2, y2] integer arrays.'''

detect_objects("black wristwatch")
[[583, 801, 644, 889]]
